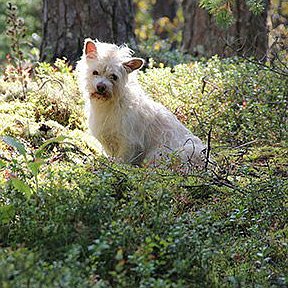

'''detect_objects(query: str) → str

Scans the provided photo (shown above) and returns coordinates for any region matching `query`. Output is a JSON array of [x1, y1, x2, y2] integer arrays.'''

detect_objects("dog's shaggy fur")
[[77, 39, 207, 170]]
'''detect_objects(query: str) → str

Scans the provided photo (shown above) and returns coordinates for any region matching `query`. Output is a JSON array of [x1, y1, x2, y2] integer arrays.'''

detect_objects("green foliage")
[[0, 52, 287, 287], [0, 135, 68, 200], [3, 2, 32, 99], [246, 0, 265, 14], [134, 0, 185, 64], [140, 56, 287, 144], [139, 37, 195, 67], [199, 0, 265, 27], [33, 59, 84, 129], [5, 3, 26, 66], [0, 0, 41, 63], [199, 0, 234, 28]]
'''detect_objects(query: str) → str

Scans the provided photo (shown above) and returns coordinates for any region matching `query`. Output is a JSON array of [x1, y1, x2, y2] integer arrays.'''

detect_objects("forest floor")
[[0, 57, 287, 287]]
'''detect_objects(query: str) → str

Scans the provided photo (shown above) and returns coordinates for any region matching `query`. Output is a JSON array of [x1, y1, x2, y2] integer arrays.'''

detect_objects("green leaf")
[[1, 136, 27, 158], [0, 159, 6, 168], [35, 135, 67, 158], [28, 159, 45, 176], [11, 178, 32, 199], [0, 204, 15, 224]]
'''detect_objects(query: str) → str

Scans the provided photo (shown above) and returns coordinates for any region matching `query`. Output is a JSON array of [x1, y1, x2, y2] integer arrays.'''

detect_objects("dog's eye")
[[92, 70, 99, 76], [111, 74, 118, 81]]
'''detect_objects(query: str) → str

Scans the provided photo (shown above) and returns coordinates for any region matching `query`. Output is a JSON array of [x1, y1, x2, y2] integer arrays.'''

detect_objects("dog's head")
[[78, 38, 144, 102]]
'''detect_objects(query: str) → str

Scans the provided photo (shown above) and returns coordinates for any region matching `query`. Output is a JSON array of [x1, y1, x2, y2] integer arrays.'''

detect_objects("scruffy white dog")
[[77, 38, 207, 170]]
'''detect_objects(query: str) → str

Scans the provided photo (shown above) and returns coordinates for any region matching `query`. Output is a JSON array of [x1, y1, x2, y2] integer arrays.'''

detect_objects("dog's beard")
[[90, 90, 111, 101]]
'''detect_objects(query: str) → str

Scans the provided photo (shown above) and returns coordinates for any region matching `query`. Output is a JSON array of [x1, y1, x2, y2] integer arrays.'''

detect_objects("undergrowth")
[[0, 54, 287, 287]]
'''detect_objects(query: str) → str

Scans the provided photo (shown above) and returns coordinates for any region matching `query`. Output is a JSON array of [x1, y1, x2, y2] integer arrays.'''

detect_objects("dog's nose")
[[97, 83, 106, 94]]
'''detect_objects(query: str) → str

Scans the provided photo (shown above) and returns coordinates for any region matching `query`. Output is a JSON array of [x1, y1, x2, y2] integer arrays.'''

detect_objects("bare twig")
[[202, 77, 221, 91], [225, 41, 288, 77], [190, 107, 205, 133], [230, 139, 258, 149], [205, 126, 212, 170], [38, 78, 64, 91]]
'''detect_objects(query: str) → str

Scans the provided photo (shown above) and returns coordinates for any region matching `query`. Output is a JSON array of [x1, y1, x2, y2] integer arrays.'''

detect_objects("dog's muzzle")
[[96, 83, 106, 94], [90, 91, 111, 100], [91, 83, 111, 100]]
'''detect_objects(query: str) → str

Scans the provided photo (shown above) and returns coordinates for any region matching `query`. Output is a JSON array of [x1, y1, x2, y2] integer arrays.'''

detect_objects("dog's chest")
[[88, 105, 125, 156], [98, 133, 121, 157]]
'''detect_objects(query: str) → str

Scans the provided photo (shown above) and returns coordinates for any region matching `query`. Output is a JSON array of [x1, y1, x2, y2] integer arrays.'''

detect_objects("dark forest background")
[[0, 0, 287, 66]]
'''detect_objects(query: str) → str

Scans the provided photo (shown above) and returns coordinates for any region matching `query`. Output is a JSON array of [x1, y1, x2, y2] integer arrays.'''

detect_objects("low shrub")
[[0, 54, 287, 287]]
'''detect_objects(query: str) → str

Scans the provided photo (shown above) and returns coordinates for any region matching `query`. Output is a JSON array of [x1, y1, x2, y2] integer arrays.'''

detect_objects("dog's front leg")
[[120, 144, 145, 166]]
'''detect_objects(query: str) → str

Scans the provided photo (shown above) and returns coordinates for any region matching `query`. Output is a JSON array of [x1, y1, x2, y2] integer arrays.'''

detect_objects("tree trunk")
[[40, 0, 136, 63], [181, 0, 269, 58], [152, 0, 178, 21], [152, 0, 179, 39]]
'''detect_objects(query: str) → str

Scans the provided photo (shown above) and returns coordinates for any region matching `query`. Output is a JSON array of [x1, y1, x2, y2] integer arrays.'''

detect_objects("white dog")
[[76, 39, 207, 170]]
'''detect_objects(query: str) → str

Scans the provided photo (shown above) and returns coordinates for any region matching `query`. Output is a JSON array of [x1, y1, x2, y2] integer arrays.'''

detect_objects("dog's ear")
[[123, 58, 144, 73], [84, 39, 97, 59]]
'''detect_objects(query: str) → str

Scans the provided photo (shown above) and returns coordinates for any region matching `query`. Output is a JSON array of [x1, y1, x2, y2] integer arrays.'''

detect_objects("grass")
[[0, 56, 287, 287]]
